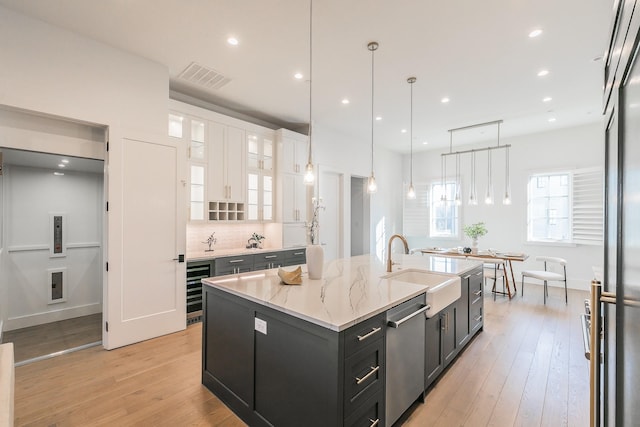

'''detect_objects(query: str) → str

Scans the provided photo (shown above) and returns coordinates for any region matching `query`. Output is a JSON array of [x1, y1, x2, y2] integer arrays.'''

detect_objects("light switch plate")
[[255, 317, 267, 335]]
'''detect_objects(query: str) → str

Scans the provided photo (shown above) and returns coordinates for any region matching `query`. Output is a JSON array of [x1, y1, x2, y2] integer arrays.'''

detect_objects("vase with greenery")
[[463, 222, 488, 254]]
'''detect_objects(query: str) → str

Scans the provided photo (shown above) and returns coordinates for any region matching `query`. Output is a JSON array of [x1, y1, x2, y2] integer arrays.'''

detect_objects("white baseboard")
[[4, 303, 102, 331]]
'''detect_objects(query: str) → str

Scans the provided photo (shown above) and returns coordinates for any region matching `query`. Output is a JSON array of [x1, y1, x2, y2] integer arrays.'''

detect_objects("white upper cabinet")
[[276, 129, 308, 226], [209, 123, 246, 203], [247, 133, 274, 221], [280, 131, 308, 175]]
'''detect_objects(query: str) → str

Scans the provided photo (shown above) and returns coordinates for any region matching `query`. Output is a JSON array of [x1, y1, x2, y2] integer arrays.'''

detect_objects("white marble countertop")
[[202, 253, 482, 332], [187, 246, 306, 262]]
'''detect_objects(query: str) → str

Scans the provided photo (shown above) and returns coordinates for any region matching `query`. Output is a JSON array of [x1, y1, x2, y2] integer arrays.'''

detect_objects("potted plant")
[[463, 222, 487, 254], [247, 232, 265, 249]]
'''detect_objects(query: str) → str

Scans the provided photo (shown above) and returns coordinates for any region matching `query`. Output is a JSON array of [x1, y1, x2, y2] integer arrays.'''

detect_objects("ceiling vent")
[[178, 62, 231, 90]]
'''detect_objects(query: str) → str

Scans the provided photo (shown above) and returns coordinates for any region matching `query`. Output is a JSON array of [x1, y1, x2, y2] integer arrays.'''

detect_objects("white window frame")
[[429, 180, 460, 239], [526, 168, 603, 245]]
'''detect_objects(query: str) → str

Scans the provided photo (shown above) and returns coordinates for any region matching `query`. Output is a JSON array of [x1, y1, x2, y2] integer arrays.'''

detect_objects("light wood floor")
[[4, 313, 102, 362], [13, 284, 589, 426]]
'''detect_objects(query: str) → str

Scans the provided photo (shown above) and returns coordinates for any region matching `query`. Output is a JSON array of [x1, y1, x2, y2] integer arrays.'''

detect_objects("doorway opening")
[[350, 176, 370, 256], [0, 107, 106, 364]]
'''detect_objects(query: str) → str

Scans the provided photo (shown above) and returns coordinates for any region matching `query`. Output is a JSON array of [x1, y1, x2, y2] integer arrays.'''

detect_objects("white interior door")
[[103, 135, 186, 349], [318, 168, 343, 263]]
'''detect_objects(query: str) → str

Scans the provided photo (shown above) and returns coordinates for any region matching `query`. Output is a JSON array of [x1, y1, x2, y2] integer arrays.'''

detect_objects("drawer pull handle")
[[293, 252, 304, 255], [355, 365, 380, 385], [475, 271, 483, 276], [357, 327, 382, 341], [369, 418, 380, 427], [463, 274, 471, 279], [474, 290, 482, 296], [474, 314, 483, 322], [264, 255, 277, 259], [388, 305, 429, 328], [229, 259, 244, 263]]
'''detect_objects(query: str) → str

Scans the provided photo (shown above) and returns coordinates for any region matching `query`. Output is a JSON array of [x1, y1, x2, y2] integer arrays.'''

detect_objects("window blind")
[[403, 183, 429, 237], [572, 167, 604, 244]]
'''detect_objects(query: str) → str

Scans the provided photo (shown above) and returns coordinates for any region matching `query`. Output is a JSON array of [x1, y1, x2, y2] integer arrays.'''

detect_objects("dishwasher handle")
[[387, 305, 430, 328]]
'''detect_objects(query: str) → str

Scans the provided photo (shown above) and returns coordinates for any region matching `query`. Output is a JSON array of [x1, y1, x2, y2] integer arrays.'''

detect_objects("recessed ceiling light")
[[341, 98, 350, 105], [423, 141, 429, 145], [401, 129, 407, 133], [294, 72, 303, 80], [548, 117, 556, 122], [227, 37, 239, 46], [441, 97, 450, 103], [61, 159, 69, 164], [53, 172, 64, 176], [537, 69, 549, 77], [58, 163, 66, 168], [375, 116, 382, 121], [529, 29, 543, 38], [543, 97, 552, 102]]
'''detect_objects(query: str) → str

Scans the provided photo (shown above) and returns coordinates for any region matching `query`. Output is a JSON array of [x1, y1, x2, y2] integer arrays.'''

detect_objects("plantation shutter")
[[572, 167, 604, 244], [403, 182, 429, 236]]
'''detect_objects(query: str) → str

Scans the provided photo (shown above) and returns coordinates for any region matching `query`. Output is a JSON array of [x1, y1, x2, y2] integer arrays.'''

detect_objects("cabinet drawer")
[[344, 313, 385, 356], [344, 339, 384, 417], [214, 255, 254, 276], [253, 251, 285, 270], [344, 389, 384, 427], [470, 304, 483, 332], [469, 268, 483, 293], [283, 248, 306, 266]]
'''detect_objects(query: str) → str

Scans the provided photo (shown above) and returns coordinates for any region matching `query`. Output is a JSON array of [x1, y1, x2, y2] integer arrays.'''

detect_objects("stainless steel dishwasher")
[[385, 294, 428, 427]]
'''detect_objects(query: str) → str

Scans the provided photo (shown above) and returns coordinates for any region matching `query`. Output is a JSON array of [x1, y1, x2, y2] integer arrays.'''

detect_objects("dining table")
[[417, 248, 529, 299]]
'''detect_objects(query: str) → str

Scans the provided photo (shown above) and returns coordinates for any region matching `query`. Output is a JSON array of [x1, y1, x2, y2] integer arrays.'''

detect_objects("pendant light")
[[485, 149, 494, 204], [303, 0, 315, 185], [503, 145, 512, 205], [407, 77, 417, 199], [469, 151, 478, 205], [440, 155, 446, 203], [454, 153, 461, 205], [367, 41, 379, 194]]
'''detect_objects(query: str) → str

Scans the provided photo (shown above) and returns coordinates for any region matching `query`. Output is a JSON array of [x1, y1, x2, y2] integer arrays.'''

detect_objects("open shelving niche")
[[209, 201, 246, 221]]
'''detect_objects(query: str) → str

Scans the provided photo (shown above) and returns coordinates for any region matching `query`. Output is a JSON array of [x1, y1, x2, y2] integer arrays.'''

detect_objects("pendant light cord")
[[409, 77, 415, 185], [370, 43, 375, 175], [307, 0, 313, 165]]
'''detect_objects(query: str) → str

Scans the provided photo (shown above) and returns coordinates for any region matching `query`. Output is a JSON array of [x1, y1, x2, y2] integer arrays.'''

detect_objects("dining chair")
[[521, 256, 567, 304], [483, 260, 507, 301]]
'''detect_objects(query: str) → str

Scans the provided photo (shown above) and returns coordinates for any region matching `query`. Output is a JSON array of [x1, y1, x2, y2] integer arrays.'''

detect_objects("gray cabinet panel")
[[254, 311, 340, 427], [214, 254, 254, 275], [203, 290, 254, 407], [425, 313, 443, 389]]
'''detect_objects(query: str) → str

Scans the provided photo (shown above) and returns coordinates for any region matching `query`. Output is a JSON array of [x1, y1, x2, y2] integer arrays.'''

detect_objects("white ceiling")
[[1, 148, 104, 173], [0, 0, 613, 153]]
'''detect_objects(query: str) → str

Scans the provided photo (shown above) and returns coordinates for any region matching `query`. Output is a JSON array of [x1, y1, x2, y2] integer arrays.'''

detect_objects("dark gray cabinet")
[[214, 254, 254, 275], [283, 248, 307, 266], [456, 267, 483, 348], [253, 251, 285, 270], [425, 266, 484, 390], [202, 284, 385, 427], [202, 290, 254, 409], [441, 305, 457, 368], [424, 312, 443, 390]]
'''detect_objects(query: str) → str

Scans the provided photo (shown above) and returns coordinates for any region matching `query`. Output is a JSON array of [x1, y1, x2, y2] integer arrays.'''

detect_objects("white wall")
[[0, 6, 179, 346], [0, 6, 167, 133], [404, 122, 605, 290], [4, 165, 103, 330], [313, 124, 404, 262]]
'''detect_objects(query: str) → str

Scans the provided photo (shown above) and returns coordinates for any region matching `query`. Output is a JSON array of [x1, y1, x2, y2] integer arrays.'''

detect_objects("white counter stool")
[[483, 260, 507, 300], [521, 256, 567, 304]]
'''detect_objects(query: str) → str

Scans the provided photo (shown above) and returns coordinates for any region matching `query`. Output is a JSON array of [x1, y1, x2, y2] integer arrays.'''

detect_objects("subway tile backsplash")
[[187, 222, 283, 253]]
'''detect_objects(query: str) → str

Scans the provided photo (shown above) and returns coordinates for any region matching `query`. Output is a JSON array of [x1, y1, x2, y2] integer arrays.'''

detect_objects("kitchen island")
[[201, 253, 482, 427]]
